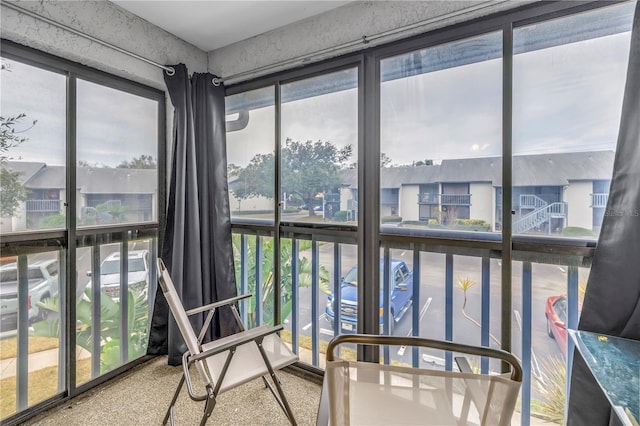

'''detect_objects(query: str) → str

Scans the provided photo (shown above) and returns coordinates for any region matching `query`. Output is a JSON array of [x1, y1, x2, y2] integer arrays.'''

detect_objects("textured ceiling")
[[113, 1, 353, 51]]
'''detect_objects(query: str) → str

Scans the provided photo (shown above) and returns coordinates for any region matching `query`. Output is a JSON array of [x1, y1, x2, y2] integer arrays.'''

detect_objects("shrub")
[[562, 226, 595, 237], [40, 214, 65, 229], [455, 218, 489, 226], [400, 220, 430, 227], [381, 215, 402, 223], [333, 210, 348, 221], [428, 219, 439, 225]]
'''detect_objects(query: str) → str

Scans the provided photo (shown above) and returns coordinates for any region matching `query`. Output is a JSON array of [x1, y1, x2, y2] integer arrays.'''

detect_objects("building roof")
[[5, 162, 157, 194], [340, 151, 614, 189], [8, 150, 614, 195], [2, 162, 48, 186], [77, 167, 156, 194]]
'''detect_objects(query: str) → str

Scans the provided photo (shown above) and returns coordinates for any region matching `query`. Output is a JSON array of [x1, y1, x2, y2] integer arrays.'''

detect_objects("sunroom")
[[1, 1, 639, 425]]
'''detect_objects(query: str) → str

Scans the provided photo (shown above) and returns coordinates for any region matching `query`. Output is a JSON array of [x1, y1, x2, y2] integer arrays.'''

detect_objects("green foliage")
[[381, 215, 402, 223], [117, 154, 157, 169], [31, 286, 149, 374], [532, 355, 566, 423], [428, 219, 439, 225], [0, 168, 28, 217], [562, 226, 595, 237], [454, 219, 489, 226], [400, 220, 430, 227], [333, 210, 348, 222], [0, 113, 35, 217], [231, 138, 352, 217], [96, 201, 126, 223], [232, 235, 330, 327], [380, 152, 393, 167], [41, 214, 66, 229]]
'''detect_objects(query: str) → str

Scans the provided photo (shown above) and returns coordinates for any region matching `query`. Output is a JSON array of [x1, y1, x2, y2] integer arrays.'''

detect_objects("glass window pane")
[[226, 86, 276, 224], [0, 58, 66, 233], [380, 32, 502, 234], [76, 239, 152, 383], [76, 79, 159, 227], [281, 68, 358, 225], [513, 3, 634, 237], [0, 252, 64, 417]]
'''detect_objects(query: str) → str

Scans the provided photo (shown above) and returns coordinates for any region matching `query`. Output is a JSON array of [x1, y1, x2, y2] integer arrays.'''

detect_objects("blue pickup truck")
[[325, 259, 413, 333]]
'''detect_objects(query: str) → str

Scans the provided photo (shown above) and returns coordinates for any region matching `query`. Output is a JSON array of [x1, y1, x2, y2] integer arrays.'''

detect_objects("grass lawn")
[[0, 336, 61, 360], [0, 357, 91, 419]]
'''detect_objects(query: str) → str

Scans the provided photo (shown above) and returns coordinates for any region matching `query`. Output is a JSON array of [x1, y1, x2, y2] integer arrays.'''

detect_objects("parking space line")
[[398, 297, 433, 356]]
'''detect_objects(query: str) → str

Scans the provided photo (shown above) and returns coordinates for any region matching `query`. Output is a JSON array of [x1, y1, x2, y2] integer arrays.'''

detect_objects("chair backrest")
[[157, 258, 210, 383]]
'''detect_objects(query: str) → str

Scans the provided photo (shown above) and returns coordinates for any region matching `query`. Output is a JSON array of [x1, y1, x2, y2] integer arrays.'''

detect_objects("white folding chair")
[[317, 334, 522, 426], [157, 258, 299, 425]]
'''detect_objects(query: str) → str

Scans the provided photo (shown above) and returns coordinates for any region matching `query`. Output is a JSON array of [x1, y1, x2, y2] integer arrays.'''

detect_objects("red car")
[[545, 295, 583, 356], [545, 295, 568, 354]]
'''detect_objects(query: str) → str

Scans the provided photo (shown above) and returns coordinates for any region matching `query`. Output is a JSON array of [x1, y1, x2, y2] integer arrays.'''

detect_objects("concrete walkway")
[[0, 346, 90, 380]]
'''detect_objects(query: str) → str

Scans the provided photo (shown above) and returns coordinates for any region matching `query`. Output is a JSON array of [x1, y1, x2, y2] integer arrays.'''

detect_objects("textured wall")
[[209, 0, 534, 83], [1, 0, 207, 90]]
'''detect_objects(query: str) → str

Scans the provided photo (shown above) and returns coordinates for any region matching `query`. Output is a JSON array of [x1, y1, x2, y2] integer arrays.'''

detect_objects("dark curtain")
[[567, 3, 640, 425], [147, 64, 239, 365]]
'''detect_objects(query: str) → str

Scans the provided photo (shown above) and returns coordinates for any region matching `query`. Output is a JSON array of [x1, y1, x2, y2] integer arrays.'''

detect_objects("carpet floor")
[[24, 356, 321, 426]]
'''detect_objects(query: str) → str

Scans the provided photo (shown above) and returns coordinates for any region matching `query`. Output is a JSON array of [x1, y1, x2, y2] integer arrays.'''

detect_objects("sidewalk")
[[0, 346, 90, 380]]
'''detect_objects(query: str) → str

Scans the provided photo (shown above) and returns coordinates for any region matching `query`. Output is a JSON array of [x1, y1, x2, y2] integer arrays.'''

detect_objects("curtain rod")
[[1, 1, 177, 76], [218, 0, 509, 85], [3, 0, 507, 87]]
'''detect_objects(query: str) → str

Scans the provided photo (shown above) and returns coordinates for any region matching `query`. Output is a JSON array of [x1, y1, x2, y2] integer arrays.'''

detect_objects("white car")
[[87, 250, 149, 300], [0, 259, 59, 327]]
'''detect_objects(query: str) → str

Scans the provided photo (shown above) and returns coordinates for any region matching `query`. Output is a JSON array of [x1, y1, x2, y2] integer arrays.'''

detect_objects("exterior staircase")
[[514, 194, 567, 234]]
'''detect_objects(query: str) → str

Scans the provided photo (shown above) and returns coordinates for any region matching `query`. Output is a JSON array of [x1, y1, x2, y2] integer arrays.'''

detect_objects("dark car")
[[325, 259, 413, 334]]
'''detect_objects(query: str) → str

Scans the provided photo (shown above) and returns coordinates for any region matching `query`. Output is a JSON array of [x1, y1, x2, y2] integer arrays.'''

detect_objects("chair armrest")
[[326, 334, 522, 382], [189, 324, 285, 363], [186, 293, 253, 316]]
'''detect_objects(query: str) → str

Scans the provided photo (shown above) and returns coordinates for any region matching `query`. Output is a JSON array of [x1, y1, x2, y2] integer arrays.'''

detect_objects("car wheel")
[[37, 294, 51, 321], [546, 318, 554, 338]]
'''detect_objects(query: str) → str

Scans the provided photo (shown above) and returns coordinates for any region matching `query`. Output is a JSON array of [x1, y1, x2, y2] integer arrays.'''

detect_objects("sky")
[[1, 4, 633, 172], [227, 17, 632, 170], [1, 59, 158, 167]]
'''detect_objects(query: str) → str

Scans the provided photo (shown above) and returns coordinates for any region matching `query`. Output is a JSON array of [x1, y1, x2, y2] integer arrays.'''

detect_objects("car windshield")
[[100, 260, 119, 275], [1, 268, 45, 283], [343, 266, 358, 286], [100, 257, 146, 275], [342, 264, 400, 286], [129, 258, 145, 273]]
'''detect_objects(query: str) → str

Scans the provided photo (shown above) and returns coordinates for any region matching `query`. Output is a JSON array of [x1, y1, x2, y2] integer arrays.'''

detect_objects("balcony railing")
[[591, 193, 609, 208], [418, 193, 471, 205], [25, 199, 61, 212], [231, 225, 593, 426]]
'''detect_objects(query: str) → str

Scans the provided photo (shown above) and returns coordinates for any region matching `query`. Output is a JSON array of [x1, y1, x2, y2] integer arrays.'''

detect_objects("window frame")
[[0, 39, 165, 425]]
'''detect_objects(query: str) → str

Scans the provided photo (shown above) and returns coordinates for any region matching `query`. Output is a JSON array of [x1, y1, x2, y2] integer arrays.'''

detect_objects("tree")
[[0, 113, 36, 217], [414, 159, 434, 166], [231, 138, 352, 216], [117, 154, 156, 169], [380, 152, 393, 167]]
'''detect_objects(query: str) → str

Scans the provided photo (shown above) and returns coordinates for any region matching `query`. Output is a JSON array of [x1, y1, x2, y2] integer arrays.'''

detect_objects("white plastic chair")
[[157, 258, 299, 425], [316, 334, 522, 426]]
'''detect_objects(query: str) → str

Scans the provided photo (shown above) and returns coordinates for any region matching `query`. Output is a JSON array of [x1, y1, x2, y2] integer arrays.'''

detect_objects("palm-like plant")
[[232, 235, 330, 327], [30, 287, 149, 373]]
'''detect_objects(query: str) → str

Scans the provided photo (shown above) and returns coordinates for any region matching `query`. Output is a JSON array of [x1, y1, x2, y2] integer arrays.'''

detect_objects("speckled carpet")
[[24, 356, 321, 426]]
